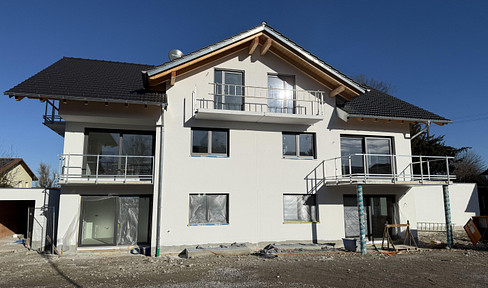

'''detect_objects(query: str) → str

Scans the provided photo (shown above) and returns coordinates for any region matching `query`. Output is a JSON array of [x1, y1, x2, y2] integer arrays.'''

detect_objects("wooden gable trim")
[[147, 31, 361, 99]]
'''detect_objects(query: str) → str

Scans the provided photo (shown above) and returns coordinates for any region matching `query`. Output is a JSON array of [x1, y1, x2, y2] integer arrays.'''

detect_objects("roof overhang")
[[142, 23, 366, 99], [336, 107, 452, 126], [4, 91, 167, 107]]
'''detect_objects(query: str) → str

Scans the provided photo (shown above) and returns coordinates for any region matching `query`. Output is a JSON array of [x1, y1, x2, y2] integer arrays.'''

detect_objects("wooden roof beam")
[[170, 71, 176, 86], [329, 85, 345, 98], [261, 37, 272, 56], [249, 36, 259, 55]]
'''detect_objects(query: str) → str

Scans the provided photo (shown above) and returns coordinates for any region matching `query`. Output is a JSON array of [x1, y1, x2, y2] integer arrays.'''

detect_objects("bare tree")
[[37, 162, 56, 188], [0, 146, 17, 188], [354, 74, 396, 94], [453, 150, 487, 183]]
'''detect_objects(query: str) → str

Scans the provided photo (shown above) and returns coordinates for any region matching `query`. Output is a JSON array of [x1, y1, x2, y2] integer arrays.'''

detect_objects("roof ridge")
[[62, 56, 155, 67]]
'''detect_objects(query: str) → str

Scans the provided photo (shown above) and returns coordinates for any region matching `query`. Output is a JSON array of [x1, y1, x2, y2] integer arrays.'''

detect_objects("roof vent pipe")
[[168, 49, 183, 61]]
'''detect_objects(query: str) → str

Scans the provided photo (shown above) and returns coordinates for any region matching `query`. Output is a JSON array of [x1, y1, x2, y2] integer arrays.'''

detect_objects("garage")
[[0, 200, 35, 238]]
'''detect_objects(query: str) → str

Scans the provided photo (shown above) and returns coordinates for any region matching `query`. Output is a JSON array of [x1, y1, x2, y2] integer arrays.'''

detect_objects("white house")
[[4, 23, 479, 255]]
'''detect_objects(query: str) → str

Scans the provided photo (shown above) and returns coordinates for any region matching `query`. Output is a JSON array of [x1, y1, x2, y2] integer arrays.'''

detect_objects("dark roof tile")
[[4, 57, 165, 105], [339, 90, 450, 123]]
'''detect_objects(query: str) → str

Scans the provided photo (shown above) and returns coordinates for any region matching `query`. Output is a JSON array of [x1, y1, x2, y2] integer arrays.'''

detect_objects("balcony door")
[[340, 136, 393, 176], [214, 70, 244, 111], [268, 74, 295, 114], [85, 130, 154, 178]]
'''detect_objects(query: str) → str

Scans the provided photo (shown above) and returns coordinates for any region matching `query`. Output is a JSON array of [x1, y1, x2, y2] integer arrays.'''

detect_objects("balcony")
[[58, 154, 154, 184], [43, 100, 65, 136], [192, 83, 326, 125], [305, 154, 455, 192]]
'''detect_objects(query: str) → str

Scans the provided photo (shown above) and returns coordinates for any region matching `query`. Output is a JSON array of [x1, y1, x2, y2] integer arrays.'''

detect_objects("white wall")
[[413, 183, 479, 228], [158, 47, 414, 248]]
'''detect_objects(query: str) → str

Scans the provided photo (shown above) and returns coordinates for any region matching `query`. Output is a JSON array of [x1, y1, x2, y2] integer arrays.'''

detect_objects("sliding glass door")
[[268, 75, 295, 114], [340, 136, 393, 176]]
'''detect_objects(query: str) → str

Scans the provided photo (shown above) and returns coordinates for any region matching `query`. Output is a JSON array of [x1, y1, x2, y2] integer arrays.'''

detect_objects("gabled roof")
[[0, 158, 38, 181], [336, 89, 451, 125], [143, 23, 366, 99], [4, 57, 165, 106]]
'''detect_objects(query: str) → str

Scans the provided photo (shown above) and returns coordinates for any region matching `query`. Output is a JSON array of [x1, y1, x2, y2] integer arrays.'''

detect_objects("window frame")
[[83, 128, 156, 176], [188, 193, 229, 226], [283, 194, 318, 223], [191, 128, 229, 157], [340, 135, 395, 175], [214, 69, 245, 111], [267, 74, 296, 114], [282, 132, 316, 159]]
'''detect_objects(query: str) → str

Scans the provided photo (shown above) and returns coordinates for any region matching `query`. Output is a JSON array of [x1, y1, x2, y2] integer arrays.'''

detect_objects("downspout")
[[155, 106, 165, 257], [410, 121, 431, 140]]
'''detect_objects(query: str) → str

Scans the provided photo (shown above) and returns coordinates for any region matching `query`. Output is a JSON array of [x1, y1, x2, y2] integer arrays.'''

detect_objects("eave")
[[336, 107, 452, 126]]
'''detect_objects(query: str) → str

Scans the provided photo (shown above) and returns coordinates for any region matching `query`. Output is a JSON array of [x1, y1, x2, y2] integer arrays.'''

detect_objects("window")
[[268, 74, 295, 114], [340, 136, 393, 175], [85, 129, 154, 176], [192, 128, 229, 156], [189, 194, 229, 225], [214, 70, 244, 111], [282, 133, 315, 158], [283, 194, 317, 222]]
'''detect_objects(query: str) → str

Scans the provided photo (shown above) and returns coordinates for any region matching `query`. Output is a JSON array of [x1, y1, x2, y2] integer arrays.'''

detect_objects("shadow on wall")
[[464, 184, 480, 215]]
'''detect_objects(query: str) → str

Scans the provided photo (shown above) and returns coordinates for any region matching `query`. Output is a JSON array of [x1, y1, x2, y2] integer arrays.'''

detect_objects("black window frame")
[[282, 132, 316, 159], [188, 193, 229, 225], [283, 194, 318, 223], [83, 128, 156, 176], [191, 128, 229, 157], [340, 135, 395, 175]]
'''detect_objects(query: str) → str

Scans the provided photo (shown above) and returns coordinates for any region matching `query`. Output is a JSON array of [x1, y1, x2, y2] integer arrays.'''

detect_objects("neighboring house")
[[0, 158, 38, 188], [4, 23, 479, 255]]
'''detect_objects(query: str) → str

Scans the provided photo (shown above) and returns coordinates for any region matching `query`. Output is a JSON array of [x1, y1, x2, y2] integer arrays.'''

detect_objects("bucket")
[[342, 238, 358, 252]]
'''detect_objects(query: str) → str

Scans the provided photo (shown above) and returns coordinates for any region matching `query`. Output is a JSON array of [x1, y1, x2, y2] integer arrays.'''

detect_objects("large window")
[[192, 128, 229, 156], [268, 74, 295, 114], [79, 196, 151, 246], [340, 136, 393, 175], [214, 70, 244, 111], [85, 130, 154, 176], [189, 194, 229, 225], [283, 194, 317, 222], [282, 133, 315, 158]]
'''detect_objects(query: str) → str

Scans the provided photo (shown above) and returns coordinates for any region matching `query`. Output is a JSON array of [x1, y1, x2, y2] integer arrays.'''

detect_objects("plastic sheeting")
[[283, 195, 317, 222], [189, 194, 227, 225], [117, 197, 139, 245]]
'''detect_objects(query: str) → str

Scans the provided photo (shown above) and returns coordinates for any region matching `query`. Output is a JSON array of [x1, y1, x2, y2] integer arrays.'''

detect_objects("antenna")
[[168, 49, 183, 61]]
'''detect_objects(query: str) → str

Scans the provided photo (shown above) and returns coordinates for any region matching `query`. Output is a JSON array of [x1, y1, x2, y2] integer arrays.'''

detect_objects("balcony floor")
[[194, 108, 323, 125]]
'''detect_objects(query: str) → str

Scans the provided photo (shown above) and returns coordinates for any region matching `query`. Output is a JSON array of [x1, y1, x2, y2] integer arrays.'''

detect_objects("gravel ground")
[[0, 231, 487, 288]]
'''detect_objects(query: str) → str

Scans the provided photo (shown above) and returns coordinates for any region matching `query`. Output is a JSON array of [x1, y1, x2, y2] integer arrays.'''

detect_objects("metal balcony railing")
[[58, 154, 154, 184], [193, 83, 326, 116], [305, 154, 455, 192]]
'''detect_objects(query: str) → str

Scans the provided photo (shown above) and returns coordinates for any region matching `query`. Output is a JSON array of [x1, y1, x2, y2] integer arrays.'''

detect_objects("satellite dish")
[[168, 49, 183, 61]]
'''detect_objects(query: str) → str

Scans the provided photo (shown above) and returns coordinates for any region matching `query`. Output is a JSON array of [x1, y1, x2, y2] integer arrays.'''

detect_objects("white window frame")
[[282, 132, 316, 159], [191, 128, 229, 157]]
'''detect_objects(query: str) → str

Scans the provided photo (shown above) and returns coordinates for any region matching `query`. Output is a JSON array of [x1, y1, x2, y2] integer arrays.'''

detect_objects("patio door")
[[268, 74, 295, 113], [343, 195, 395, 241], [214, 70, 244, 110]]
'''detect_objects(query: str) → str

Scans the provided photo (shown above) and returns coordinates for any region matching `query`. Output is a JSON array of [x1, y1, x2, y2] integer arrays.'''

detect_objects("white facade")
[[51, 31, 479, 255]]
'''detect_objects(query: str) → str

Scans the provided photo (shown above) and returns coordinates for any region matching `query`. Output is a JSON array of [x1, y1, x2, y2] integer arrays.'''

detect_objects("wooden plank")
[[249, 36, 259, 55], [329, 85, 345, 98], [149, 32, 263, 82], [260, 37, 272, 55], [170, 71, 176, 86]]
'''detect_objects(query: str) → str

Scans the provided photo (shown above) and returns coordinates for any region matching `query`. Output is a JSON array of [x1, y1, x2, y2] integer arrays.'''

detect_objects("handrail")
[[306, 153, 455, 188], [58, 154, 154, 184]]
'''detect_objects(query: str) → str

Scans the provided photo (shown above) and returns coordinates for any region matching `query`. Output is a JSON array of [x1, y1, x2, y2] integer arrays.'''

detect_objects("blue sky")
[[1, 0, 487, 174]]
